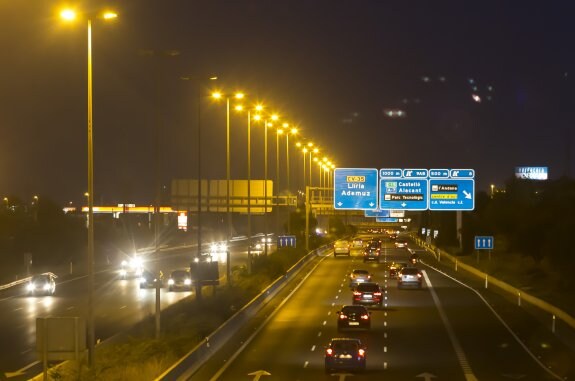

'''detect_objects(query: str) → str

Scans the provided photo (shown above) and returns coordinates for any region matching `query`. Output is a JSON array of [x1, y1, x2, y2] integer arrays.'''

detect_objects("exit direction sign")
[[429, 169, 475, 211], [334, 168, 378, 210], [278, 235, 296, 248], [364, 209, 390, 218], [475, 236, 494, 250], [379, 169, 428, 210]]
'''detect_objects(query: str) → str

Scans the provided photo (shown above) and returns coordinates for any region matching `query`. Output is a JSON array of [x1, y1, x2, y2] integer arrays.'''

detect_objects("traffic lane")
[[210, 251, 465, 380], [211, 253, 359, 380], [0, 267, 193, 377], [423, 263, 560, 380]]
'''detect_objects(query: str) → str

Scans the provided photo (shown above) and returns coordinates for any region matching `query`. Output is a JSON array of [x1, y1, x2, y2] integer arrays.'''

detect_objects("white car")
[[333, 240, 351, 256]]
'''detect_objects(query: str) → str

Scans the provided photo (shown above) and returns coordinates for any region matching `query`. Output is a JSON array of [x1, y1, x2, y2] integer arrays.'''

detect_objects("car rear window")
[[401, 268, 420, 275], [356, 283, 380, 292], [352, 270, 369, 275], [341, 306, 368, 314], [332, 340, 359, 351]]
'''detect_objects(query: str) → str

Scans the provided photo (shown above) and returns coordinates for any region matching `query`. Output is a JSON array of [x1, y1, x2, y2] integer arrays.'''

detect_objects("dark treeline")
[[430, 177, 575, 288]]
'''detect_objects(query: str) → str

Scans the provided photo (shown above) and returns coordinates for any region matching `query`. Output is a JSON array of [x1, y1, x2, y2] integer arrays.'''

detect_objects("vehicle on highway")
[[27, 274, 56, 296], [119, 255, 144, 279], [333, 239, 351, 256], [349, 269, 371, 287], [325, 338, 366, 373], [398, 267, 423, 289], [139, 270, 163, 289], [395, 238, 408, 248], [392, 262, 409, 279], [409, 252, 419, 264], [337, 305, 371, 330], [167, 269, 192, 291], [351, 238, 364, 249], [352, 282, 383, 307], [363, 239, 381, 262]]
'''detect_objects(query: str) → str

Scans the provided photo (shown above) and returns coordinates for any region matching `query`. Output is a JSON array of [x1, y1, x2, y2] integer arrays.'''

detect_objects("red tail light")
[[417, 273, 422, 278], [358, 349, 365, 357], [353, 291, 361, 296], [339, 314, 348, 319], [374, 292, 382, 296], [326, 348, 333, 356], [361, 314, 369, 320]]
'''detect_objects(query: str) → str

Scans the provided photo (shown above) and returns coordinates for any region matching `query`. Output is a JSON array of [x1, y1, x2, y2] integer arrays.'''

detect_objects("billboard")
[[515, 167, 548, 180]]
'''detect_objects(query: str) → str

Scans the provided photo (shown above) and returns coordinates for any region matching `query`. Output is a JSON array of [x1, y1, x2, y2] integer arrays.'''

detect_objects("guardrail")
[[155, 244, 330, 381], [411, 234, 575, 332]]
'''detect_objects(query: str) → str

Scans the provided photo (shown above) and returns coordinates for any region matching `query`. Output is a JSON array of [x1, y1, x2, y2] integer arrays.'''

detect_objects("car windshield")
[[352, 270, 369, 276], [31, 275, 49, 283], [171, 271, 188, 279]]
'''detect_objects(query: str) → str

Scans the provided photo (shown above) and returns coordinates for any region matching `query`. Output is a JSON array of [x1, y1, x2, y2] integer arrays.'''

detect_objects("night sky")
[[1, 1, 574, 206]]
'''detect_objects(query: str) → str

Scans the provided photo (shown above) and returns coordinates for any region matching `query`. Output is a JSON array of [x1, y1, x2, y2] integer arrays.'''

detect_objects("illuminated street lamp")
[[212, 91, 245, 256], [284, 126, 297, 234], [253, 111, 279, 255], [60, 6, 117, 367]]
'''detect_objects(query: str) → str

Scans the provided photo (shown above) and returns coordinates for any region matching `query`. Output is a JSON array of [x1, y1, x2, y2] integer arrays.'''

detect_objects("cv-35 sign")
[[333, 168, 475, 211]]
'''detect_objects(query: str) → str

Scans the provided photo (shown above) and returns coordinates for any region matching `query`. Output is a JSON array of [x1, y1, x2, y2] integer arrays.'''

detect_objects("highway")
[[190, 235, 568, 381], [0, 239, 255, 380]]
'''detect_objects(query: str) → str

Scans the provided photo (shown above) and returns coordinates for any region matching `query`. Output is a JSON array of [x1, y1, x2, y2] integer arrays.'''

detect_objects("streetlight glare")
[[235, 92, 245, 99], [255, 104, 264, 111], [307, 142, 313, 147], [277, 128, 284, 135], [290, 128, 298, 135], [102, 11, 118, 20], [282, 122, 289, 128], [212, 91, 222, 99], [235, 105, 244, 111], [60, 9, 76, 21], [253, 114, 262, 121], [271, 114, 279, 121]]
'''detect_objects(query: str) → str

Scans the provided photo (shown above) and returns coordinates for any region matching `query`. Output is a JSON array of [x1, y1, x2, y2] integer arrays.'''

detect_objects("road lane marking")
[[384, 361, 388, 369], [327, 311, 331, 316], [384, 346, 387, 352], [384, 332, 387, 339], [303, 361, 309, 368], [318, 331, 322, 337], [323, 321, 327, 326], [335, 295, 339, 299], [423, 270, 478, 381], [423, 263, 563, 381], [311, 345, 316, 351], [14, 307, 23, 311]]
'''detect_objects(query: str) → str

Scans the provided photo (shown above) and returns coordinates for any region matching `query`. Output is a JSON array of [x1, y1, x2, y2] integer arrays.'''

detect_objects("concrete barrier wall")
[[412, 235, 575, 330], [155, 245, 329, 381]]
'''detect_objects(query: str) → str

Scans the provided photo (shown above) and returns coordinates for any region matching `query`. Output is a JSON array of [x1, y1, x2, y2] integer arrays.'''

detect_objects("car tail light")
[[417, 273, 422, 278], [367, 275, 371, 279], [339, 314, 348, 319], [353, 291, 362, 296], [361, 314, 369, 320], [358, 349, 365, 357], [374, 292, 382, 296], [326, 348, 333, 356]]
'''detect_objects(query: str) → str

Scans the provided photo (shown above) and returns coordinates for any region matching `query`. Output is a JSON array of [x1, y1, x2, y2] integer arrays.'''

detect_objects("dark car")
[[325, 338, 366, 373], [352, 282, 383, 307], [349, 269, 371, 288], [139, 270, 163, 289], [363, 240, 381, 262], [398, 267, 423, 289], [167, 269, 192, 291], [395, 238, 408, 248], [27, 274, 56, 296], [337, 305, 371, 330]]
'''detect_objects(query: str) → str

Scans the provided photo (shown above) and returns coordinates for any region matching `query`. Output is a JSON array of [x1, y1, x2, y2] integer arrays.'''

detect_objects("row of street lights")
[[58, 5, 337, 367]]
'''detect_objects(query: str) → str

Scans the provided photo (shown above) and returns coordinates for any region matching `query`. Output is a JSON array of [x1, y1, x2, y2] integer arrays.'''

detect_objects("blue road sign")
[[450, 169, 475, 178], [380, 169, 402, 178], [379, 169, 428, 210], [376, 217, 399, 223], [429, 169, 450, 178], [334, 168, 378, 210], [429, 179, 475, 210], [474, 236, 494, 250], [278, 235, 296, 248], [364, 209, 390, 218]]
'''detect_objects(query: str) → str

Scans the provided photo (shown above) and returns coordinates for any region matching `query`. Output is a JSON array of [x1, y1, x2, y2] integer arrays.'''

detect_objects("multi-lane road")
[[190, 235, 572, 380], [0, 240, 254, 380], [2, 234, 575, 380]]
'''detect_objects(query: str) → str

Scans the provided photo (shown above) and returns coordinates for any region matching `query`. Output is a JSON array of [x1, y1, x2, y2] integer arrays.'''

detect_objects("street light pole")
[[247, 110, 252, 273], [275, 128, 283, 234], [86, 18, 95, 367]]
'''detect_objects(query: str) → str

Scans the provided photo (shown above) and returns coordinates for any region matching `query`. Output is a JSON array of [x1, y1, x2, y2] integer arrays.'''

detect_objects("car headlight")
[[43, 283, 50, 291], [139, 277, 146, 283], [27, 283, 34, 291], [184, 279, 191, 285], [168, 279, 174, 285], [119, 269, 127, 277]]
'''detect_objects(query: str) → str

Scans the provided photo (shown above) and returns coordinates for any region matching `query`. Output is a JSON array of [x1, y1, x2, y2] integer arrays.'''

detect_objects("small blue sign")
[[380, 178, 428, 210], [450, 169, 475, 178], [278, 235, 296, 248], [403, 169, 429, 178], [364, 209, 390, 218], [376, 217, 399, 223], [380, 168, 402, 178], [429, 169, 450, 178], [429, 179, 475, 210], [334, 168, 378, 210], [474, 236, 494, 250]]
